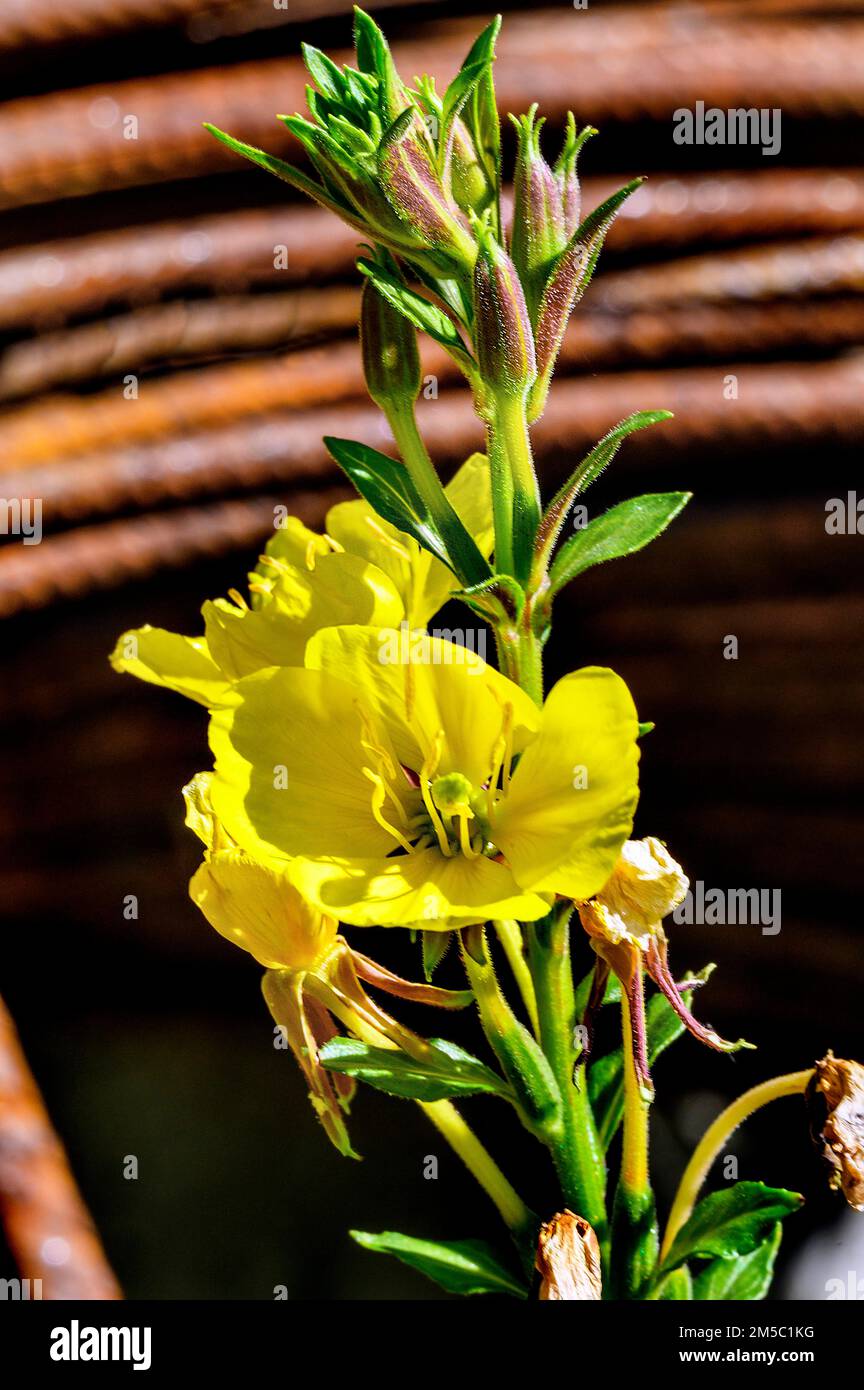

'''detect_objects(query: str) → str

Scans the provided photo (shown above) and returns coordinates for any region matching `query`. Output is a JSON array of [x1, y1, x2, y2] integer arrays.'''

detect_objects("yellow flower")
[[109, 454, 493, 706], [207, 626, 641, 929], [184, 774, 472, 1156]]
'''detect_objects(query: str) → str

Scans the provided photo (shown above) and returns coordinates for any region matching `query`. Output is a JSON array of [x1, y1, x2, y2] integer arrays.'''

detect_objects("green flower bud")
[[360, 268, 421, 409], [554, 113, 597, 239], [378, 109, 476, 273], [510, 105, 566, 321], [472, 219, 536, 397], [449, 116, 495, 219]]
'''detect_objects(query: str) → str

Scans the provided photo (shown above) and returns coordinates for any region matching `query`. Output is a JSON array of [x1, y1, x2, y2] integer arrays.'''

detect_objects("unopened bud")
[[510, 106, 566, 321], [360, 272, 421, 409], [807, 1053, 864, 1211], [554, 113, 597, 239], [472, 221, 537, 397], [378, 110, 476, 271], [536, 1211, 602, 1300], [449, 116, 495, 219]]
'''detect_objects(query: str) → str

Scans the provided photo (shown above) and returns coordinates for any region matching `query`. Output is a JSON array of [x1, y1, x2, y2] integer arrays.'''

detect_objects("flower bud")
[[378, 109, 476, 272], [510, 106, 566, 321], [554, 113, 597, 239], [536, 1211, 602, 1300], [450, 115, 495, 219], [807, 1053, 864, 1211], [472, 220, 537, 397], [360, 272, 421, 410]]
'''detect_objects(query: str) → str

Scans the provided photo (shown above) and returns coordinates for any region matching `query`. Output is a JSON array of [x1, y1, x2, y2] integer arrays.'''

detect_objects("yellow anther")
[[486, 701, 514, 821], [227, 588, 248, 610]]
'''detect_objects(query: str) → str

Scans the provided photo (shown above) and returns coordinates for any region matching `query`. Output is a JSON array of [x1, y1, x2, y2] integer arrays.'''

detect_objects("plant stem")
[[420, 1099, 534, 1240], [345, 1010, 534, 1242], [494, 920, 540, 1037], [527, 907, 608, 1246], [489, 391, 541, 584], [660, 1069, 813, 1262], [611, 989, 658, 1298], [387, 398, 488, 586]]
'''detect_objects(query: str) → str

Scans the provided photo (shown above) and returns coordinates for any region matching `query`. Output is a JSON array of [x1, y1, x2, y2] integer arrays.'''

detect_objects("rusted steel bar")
[[2, 15, 864, 209], [5, 290, 864, 402], [0, 286, 362, 401], [0, 490, 347, 618], [597, 234, 864, 308], [4, 224, 863, 466], [4, 358, 863, 530], [0, 993, 121, 1299], [4, 172, 864, 334]]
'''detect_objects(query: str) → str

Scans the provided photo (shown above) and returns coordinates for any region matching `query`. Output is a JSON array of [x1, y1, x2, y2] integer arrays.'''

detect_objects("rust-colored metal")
[[2, 14, 864, 209], [5, 290, 864, 404], [598, 235, 864, 308], [0, 993, 122, 1299], [0, 490, 348, 618], [4, 358, 862, 532], [4, 172, 864, 333], [0, 286, 362, 400]]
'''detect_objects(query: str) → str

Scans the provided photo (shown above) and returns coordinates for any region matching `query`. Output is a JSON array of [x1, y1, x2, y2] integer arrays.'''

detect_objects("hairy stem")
[[660, 1069, 813, 1261]]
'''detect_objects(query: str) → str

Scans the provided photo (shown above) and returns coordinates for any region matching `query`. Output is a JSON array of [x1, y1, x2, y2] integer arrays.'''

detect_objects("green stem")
[[489, 392, 541, 585], [660, 1069, 813, 1263], [494, 920, 540, 1037], [527, 906, 608, 1247], [610, 989, 658, 1298], [345, 1010, 533, 1241], [387, 398, 488, 586]]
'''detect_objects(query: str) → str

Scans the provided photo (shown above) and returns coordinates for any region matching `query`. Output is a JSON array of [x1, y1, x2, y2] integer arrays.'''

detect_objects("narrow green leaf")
[[323, 435, 452, 569], [320, 1036, 512, 1102], [692, 1224, 782, 1301], [356, 257, 471, 359], [454, 573, 526, 626], [574, 967, 621, 1016], [302, 43, 346, 102], [350, 1230, 529, 1298], [662, 1182, 803, 1275], [570, 178, 645, 256], [657, 1265, 693, 1300], [549, 492, 691, 595], [204, 125, 352, 215]]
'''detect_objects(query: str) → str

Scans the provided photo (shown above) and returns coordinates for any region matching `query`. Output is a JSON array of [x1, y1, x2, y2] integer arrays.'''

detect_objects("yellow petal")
[[190, 848, 338, 970], [209, 666, 394, 862], [305, 624, 539, 786], [291, 847, 551, 929], [109, 625, 235, 708], [182, 772, 235, 853], [495, 667, 640, 900], [204, 551, 404, 680], [251, 516, 331, 600]]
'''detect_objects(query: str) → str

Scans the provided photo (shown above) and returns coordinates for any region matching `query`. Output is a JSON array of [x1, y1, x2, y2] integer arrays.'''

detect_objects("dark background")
[[1, 0, 863, 1299]]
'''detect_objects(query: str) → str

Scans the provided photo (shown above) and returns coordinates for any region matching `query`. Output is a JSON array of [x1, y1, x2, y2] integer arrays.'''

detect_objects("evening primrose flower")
[[207, 627, 640, 929], [109, 454, 492, 706], [578, 837, 749, 1093], [184, 773, 472, 1157]]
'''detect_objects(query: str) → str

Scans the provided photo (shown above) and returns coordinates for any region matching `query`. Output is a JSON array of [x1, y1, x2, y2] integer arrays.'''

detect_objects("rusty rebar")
[[0, 490, 347, 618], [2, 14, 864, 209], [0, 993, 122, 1299], [4, 172, 864, 334], [3, 358, 862, 531]]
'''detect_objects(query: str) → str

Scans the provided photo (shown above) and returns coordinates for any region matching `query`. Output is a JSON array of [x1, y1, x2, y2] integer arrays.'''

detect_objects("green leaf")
[[356, 257, 472, 360], [549, 492, 691, 595], [350, 1230, 529, 1298], [302, 43, 346, 102], [662, 1182, 803, 1275], [319, 1037, 512, 1102], [657, 1265, 693, 1300], [454, 573, 526, 626], [590, 977, 710, 1150], [574, 966, 621, 1016], [323, 435, 452, 569], [692, 1224, 782, 1301], [638, 720, 655, 737], [422, 930, 452, 981], [440, 58, 487, 164], [458, 17, 502, 234], [204, 125, 353, 216]]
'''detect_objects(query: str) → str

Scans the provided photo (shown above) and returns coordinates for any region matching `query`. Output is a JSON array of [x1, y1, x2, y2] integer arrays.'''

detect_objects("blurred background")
[[1, 0, 863, 1300]]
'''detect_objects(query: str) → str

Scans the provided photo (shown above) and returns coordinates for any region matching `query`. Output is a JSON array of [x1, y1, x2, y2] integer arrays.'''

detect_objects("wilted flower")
[[579, 838, 749, 1094], [807, 1053, 864, 1211], [184, 774, 471, 1157], [536, 1211, 602, 1300]]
